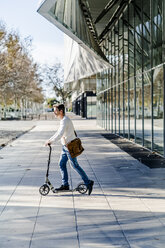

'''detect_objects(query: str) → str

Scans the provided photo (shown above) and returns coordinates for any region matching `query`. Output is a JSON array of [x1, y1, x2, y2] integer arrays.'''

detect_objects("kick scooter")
[[39, 144, 88, 196]]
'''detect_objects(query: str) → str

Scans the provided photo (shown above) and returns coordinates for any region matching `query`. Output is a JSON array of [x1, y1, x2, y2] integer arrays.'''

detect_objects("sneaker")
[[87, 180, 94, 195], [55, 185, 69, 191]]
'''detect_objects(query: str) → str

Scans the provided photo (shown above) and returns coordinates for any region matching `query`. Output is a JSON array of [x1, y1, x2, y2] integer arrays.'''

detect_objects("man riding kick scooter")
[[45, 104, 94, 195]]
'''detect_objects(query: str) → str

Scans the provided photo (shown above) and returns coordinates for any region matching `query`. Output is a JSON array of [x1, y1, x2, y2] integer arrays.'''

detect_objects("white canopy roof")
[[64, 35, 109, 83]]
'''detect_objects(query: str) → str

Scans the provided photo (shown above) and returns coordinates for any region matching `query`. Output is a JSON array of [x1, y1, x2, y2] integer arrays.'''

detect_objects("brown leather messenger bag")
[[66, 131, 84, 158]]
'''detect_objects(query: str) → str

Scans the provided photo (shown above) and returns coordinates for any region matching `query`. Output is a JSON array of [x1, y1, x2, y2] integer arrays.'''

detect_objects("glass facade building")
[[38, 0, 165, 156], [97, 0, 165, 156]]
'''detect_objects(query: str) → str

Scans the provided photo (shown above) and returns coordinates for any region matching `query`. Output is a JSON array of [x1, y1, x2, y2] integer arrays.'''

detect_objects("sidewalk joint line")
[[0, 170, 27, 217], [29, 195, 42, 248], [69, 163, 80, 248], [85, 154, 132, 248]]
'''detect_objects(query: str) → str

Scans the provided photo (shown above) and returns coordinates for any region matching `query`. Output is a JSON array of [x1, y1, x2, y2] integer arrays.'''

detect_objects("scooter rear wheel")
[[77, 182, 88, 194], [39, 184, 50, 196]]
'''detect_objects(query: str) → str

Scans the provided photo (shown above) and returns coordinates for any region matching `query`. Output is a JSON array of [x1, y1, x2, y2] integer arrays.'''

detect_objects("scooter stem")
[[46, 144, 52, 177]]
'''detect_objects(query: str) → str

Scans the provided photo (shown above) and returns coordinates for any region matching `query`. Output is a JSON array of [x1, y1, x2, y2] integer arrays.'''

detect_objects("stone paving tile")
[[0, 116, 165, 247]]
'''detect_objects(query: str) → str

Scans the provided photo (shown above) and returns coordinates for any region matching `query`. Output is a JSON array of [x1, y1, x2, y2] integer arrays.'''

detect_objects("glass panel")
[[152, 0, 163, 67], [87, 96, 96, 119], [144, 71, 152, 149], [103, 71, 107, 91], [110, 87, 113, 132], [142, 0, 151, 71], [106, 38, 109, 62], [116, 85, 119, 134], [123, 8, 129, 81], [115, 22, 119, 86], [111, 31, 115, 87], [101, 93, 105, 128], [129, 2, 135, 77], [108, 32, 112, 64], [96, 72, 101, 93], [134, 0, 142, 75], [130, 77, 135, 140], [119, 18, 123, 83], [110, 32, 113, 66], [96, 94, 103, 127], [120, 83, 124, 136], [97, 71, 107, 92], [102, 93, 105, 129], [124, 81, 128, 138], [107, 89, 111, 131], [112, 87, 116, 132], [136, 74, 143, 145], [104, 91, 107, 130], [153, 65, 164, 155]]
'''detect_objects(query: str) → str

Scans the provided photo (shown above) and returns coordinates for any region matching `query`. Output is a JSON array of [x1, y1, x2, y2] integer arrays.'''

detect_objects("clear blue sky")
[[0, 0, 64, 65]]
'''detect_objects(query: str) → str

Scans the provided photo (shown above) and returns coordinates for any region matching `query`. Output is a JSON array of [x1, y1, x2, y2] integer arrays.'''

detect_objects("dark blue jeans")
[[59, 145, 90, 186]]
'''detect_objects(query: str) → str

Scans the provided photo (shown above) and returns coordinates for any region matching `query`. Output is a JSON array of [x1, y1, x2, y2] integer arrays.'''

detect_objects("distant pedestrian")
[[45, 104, 94, 195]]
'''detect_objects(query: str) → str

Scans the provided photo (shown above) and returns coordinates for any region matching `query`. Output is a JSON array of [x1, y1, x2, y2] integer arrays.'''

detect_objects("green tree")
[[47, 98, 60, 109]]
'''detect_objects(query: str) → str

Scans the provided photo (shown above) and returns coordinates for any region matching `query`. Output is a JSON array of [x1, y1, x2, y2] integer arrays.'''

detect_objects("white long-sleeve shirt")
[[48, 115, 76, 145]]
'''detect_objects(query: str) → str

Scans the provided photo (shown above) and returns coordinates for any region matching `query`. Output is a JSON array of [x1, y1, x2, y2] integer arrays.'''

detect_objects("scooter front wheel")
[[39, 184, 50, 196], [76, 182, 88, 194]]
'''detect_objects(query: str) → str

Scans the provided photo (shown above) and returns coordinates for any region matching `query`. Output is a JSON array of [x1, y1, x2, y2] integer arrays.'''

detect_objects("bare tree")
[[42, 62, 71, 104]]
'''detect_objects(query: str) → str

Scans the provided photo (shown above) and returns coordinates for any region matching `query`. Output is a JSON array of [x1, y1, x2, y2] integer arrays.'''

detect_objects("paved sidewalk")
[[0, 114, 165, 248]]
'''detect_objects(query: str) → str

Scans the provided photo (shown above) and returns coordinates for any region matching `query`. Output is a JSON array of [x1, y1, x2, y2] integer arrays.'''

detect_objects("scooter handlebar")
[[48, 143, 52, 151]]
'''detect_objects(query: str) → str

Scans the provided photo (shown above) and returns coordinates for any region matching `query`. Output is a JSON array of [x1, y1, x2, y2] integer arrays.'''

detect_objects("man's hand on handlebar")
[[45, 140, 51, 146]]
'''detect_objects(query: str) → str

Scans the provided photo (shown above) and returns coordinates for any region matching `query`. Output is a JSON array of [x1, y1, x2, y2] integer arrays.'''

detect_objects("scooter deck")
[[52, 188, 77, 193]]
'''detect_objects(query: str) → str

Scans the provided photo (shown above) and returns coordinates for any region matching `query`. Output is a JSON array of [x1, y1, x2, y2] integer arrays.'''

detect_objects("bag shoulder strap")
[[74, 130, 77, 137]]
